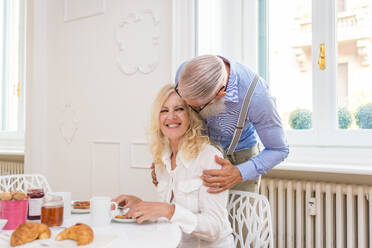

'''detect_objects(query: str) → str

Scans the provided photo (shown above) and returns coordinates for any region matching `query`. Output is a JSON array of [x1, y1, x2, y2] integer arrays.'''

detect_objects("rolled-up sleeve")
[[170, 203, 198, 234], [191, 183, 229, 241], [237, 85, 289, 181], [170, 149, 230, 242]]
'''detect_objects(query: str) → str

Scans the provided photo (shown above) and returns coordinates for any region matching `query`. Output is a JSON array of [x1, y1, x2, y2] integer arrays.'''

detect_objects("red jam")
[[27, 189, 44, 220]]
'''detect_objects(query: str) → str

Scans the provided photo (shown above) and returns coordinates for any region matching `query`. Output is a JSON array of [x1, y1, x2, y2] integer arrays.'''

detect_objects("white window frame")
[[172, 0, 372, 173], [288, 0, 372, 147], [284, 0, 372, 168], [0, 0, 26, 155]]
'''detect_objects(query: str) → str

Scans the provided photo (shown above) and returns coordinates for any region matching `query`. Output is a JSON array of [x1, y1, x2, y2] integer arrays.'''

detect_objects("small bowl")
[[0, 219, 8, 230]]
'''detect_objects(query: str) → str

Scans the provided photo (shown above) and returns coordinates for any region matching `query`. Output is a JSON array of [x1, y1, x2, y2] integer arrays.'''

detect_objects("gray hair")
[[178, 55, 227, 103]]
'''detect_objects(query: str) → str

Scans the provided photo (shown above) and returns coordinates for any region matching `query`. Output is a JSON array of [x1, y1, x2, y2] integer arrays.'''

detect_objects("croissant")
[[56, 223, 94, 246], [10, 222, 51, 247]]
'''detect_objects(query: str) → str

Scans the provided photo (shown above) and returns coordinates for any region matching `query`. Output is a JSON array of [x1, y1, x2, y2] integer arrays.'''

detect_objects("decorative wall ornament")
[[59, 103, 79, 144], [115, 9, 160, 75], [64, 0, 106, 22]]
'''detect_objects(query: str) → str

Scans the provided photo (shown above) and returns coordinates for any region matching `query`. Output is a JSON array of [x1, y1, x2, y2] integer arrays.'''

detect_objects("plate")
[[0, 219, 8, 229], [112, 217, 137, 223], [71, 208, 90, 214], [111, 208, 136, 223]]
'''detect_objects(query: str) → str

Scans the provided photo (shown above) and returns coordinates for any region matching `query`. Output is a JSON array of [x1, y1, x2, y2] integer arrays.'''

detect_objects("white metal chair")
[[228, 190, 274, 248], [0, 174, 52, 193]]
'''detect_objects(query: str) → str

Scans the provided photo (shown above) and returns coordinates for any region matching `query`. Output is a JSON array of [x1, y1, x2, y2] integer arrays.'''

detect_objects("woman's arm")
[[170, 147, 230, 241], [170, 182, 229, 242]]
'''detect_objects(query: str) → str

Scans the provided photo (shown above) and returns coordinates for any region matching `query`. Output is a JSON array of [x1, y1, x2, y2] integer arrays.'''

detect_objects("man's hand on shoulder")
[[201, 155, 243, 193]]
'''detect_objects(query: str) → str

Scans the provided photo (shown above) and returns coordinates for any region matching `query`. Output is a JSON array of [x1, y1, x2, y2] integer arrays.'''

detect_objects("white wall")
[[25, 0, 172, 200]]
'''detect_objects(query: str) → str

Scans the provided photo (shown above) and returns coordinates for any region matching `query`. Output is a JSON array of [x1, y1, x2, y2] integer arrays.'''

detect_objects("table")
[[0, 214, 182, 248]]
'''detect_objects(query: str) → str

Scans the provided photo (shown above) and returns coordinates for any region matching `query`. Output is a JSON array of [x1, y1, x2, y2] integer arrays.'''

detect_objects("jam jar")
[[27, 189, 44, 220], [41, 193, 64, 227]]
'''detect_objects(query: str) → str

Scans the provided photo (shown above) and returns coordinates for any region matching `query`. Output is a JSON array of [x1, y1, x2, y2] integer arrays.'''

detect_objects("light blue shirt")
[[175, 56, 289, 181]]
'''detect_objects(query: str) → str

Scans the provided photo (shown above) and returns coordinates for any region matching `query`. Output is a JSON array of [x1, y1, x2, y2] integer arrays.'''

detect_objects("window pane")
[[0, 0, 20, 132], [197, 0, 243, 61], [336, 0, 372, 129], [268, 0, 313, 130]]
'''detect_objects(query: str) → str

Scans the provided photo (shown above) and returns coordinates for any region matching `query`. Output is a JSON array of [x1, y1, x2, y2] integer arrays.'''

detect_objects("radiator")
[[260, 178, 372, 248], [0, 160, 24, 175]]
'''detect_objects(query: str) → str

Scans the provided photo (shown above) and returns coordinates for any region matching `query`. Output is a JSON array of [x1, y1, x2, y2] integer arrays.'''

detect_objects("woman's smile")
[[166, 123, 181, 128]]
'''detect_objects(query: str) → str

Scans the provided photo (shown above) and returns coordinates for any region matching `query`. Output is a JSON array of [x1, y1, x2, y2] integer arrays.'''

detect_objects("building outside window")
[[268, 0, 372, 132]]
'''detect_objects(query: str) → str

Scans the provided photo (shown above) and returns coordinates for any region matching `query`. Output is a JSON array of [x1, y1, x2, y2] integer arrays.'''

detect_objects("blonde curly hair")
[[147, 84, 210, 167]]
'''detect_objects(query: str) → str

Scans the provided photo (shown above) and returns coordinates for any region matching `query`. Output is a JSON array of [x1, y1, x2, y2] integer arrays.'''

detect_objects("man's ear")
[[216, 91, 226, 99]]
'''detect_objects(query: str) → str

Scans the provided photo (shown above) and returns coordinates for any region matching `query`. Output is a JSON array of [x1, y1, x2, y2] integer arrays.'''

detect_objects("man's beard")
[[199, 98, 226, 119]]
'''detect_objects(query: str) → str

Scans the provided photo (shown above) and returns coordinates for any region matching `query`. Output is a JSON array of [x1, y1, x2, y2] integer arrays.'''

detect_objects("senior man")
[[152, 54, 289, 193]]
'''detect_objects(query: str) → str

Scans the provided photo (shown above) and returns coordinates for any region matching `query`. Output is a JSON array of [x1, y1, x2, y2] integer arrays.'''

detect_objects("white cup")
[[90, 196, 118, 227], [53, 192, 72, 220]]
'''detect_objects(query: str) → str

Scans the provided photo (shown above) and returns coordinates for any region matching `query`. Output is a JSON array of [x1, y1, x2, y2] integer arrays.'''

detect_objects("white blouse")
[[155, 144, 234, 248]]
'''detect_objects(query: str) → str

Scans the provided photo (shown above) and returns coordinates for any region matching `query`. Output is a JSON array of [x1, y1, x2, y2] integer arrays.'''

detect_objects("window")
[[266, 0, 372, 150], [0, 0, 26, 153], [267, 0, 313, 131], [174, 0, 372, 166]]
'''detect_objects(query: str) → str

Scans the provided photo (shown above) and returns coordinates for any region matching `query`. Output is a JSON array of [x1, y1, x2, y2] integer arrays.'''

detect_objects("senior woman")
[[113, 84, 234, 248]]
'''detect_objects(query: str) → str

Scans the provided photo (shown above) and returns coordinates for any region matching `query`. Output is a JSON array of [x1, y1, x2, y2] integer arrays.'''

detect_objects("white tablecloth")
[[0, 214, 182, 248]]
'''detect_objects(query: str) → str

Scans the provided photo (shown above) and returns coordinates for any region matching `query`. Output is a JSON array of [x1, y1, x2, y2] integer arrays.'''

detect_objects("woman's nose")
[[168, 111, 177, 119]]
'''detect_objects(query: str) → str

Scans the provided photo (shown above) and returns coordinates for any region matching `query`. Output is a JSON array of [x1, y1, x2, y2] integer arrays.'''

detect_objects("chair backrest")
[[228, 189, 273, 248], [0, 174, 52, 193]]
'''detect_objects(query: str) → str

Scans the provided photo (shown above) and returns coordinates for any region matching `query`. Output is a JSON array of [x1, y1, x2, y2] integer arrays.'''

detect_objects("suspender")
[[226, 74, 259, 156]]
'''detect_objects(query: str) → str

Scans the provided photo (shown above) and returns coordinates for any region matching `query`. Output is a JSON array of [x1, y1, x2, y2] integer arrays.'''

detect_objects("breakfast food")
[[0, 191, 27, 201], [115, 215, 130, 219], [56, 223, 94, 246], [0, 192, 12, 201], [10, 222, 51, 247], [11, 191, 28, 201], [72, 201, 90, 209]]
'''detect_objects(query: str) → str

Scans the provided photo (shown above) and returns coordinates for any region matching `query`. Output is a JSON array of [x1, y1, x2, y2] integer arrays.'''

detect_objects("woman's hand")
[[126, 201, 175, 224], [112, 194, 142, 209], [151, 163, 158, 186]]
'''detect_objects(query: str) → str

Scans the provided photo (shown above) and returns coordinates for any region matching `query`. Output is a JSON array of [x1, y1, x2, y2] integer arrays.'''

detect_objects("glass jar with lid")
[[27, 189, 45, 220], [41, 193, 64, 227]]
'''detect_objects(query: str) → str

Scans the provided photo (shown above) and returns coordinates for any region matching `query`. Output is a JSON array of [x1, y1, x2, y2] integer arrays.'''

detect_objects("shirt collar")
[[161, 145, 193, 173], [218, 56, 239, 103]]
